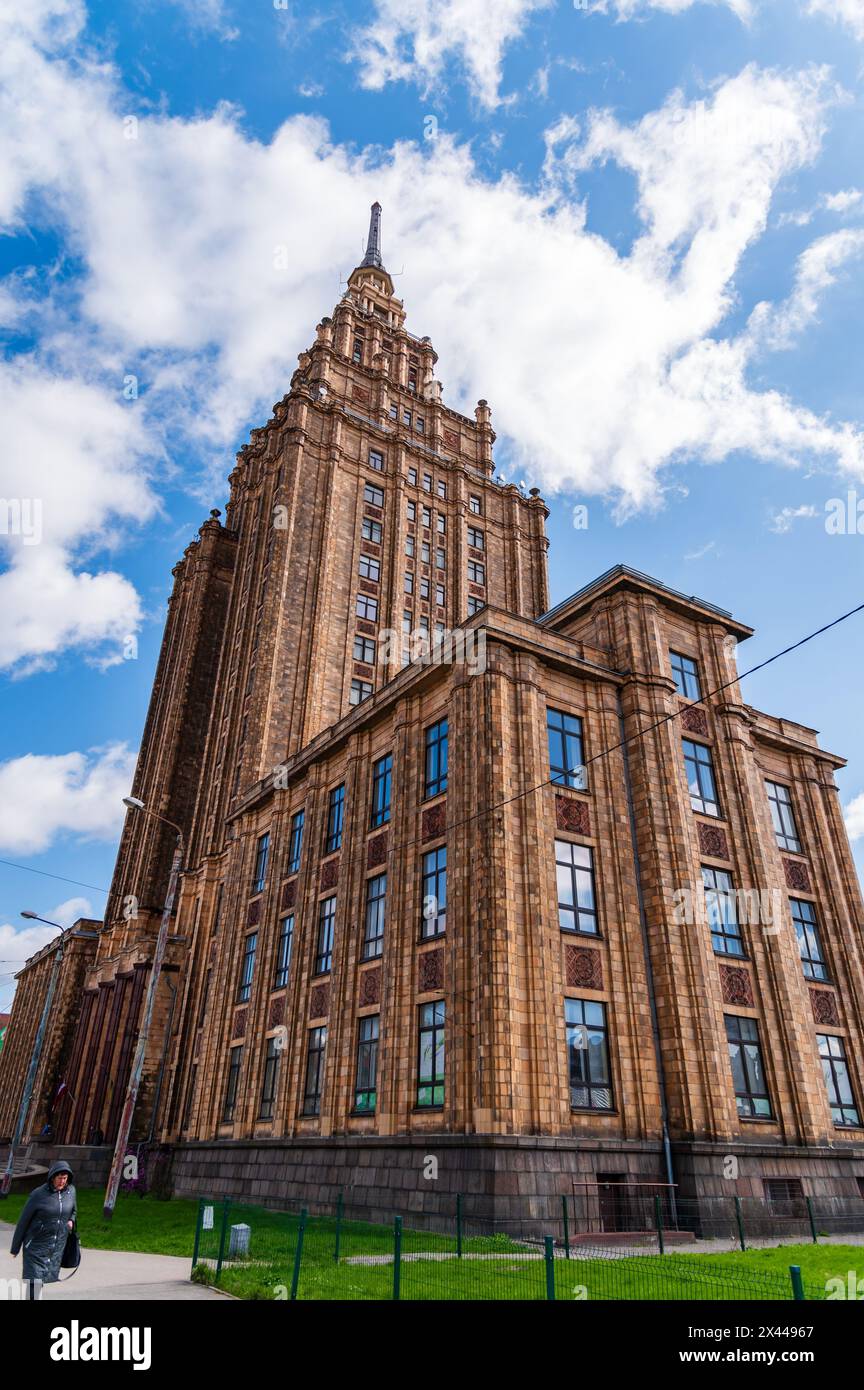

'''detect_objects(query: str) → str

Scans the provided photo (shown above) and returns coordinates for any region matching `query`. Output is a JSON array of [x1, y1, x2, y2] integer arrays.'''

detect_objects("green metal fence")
[[190, 1195, 829, 1302]]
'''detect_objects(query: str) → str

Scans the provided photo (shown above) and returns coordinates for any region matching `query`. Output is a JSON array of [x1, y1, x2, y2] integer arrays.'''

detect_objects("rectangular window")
[[303, 1026, 327, 1116], [252, 832, 270, 894], [469, 495, 482, 515], [766, 781, 802, 854], [467, 560, 484, 584], [404, 572, 414, 595], [818, 1034, 860, 1127], [354, 1015, 379, 1112], [683, 739, 720, 817], [389, 401, 398, 420], [362, 873, 387, 960], [467, 527, 485, 550], [352, 337, 363, 364], [435, 583, 445, 606], [725, 1015, 771, 1118], [437, 514, 446, 534], [370, 753, 392, 828], [359, 554, 380, 582], [350, 679, 373, 705], [274, 914, 294, 990], [424, 717, 448, 797], [423, 472, 432, 493], [364, 482, 384, 508], [420, 541, 430, 564], [417, 1001, 445, 1107], [565, 998, 613, 1111], [368, 449, 384, 472], [467, 595, 483, 616], [325, 784, 345, 853], [315, 896, 336, 974], [223, 1045, 243, 1122], [437, 480, 447, 499], [703, 866, 744, 957], [362, 516, 382, 544], [259, 1037, 280, 1121], [287, 809, 304, 874], [405, 534, 415, 558], [421, 846, 447, 938], [420, 577, 430, 600], [422, 505, 432, 527], [436, 548, 446, 570], [407, 500, 416, 522], [792, 899, 828, 981], [403, 409, 412, 427], [670, 650, 702, 700], [408, 368, 418, 393], [416, 417, 425, 434], [408, 467, 418, 486], [353, 635, 375, 664], [237, 932, 257, 1003], [555, 840, 598, 936], [547, 708, 585, 789], [356, 593, 379, 622]]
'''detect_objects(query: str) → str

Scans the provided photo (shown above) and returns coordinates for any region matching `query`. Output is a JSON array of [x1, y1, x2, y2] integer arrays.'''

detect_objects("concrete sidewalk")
[[0, 1220, 227, 1300]]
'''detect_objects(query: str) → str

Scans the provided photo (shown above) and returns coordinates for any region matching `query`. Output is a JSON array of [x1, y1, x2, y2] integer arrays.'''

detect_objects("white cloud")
[[748, 229, 864, 351], [778, 187, 863, 227], [769, 503, 818, 532], [808, 0, 864, 43], [348, 0, 554, 109], [824, 189, 863, 214], [844, 791, 864, 841], [164, 0, 239, 41], [594, 0, 753, 17], [0, 743, 137, 855], [684, 539, 718, 560]]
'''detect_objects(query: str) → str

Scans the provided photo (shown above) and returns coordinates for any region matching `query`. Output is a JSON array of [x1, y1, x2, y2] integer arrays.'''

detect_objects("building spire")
[[360, 201, 384, 270]]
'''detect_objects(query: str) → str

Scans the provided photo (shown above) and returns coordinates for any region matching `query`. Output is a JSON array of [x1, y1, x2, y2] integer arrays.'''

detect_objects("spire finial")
[[361, 202, 384, 270]]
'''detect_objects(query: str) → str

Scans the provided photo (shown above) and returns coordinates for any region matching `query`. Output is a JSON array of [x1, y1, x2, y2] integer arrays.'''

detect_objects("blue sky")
[[1, 0, 864, 1007]]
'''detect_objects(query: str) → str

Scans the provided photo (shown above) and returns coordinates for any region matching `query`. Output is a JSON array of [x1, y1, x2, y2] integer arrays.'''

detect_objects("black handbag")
[[60, 1227, 81, 1277]]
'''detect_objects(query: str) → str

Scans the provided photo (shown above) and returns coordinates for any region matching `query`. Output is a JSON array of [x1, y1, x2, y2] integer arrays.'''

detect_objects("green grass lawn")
[[1, 1187, 202, 1257]]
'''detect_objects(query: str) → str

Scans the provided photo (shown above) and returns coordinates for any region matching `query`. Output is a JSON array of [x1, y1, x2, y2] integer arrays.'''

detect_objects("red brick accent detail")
[[364, 505, 383, 521], [422, 802, 447, 842], [320, 857, 339, 891], [565, 946, 603, 991], [555, 796, 591, 836], [359, 579, 378, 596], [281, 879, 297, 911], [468, 583, 485, 597], [697, 821, 730, 859], [680, 706, 709, 737], [364, 542, 381, 557], [367, 831, 388, 868], [443, 429, 460, 449], [418, 949, 444, 992], [309, 983, 330, 1019], [247, 899, 261, 926], [719, 965, 754, 1007], [352, 385, 369, 404], [783, 859, 811, 893], [359, 968, 381, 1006], [233, 1008, 247, 1039], [354, 663, 374, 679], [468, 547, 484, 562], [356, 619, 376, 636], [810, 988, 840, 1026], [268, 995, 285, 1028]]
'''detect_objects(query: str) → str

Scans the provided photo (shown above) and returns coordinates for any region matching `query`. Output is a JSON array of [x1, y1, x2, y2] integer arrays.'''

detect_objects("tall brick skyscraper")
[[2, 207, 863, 1219]]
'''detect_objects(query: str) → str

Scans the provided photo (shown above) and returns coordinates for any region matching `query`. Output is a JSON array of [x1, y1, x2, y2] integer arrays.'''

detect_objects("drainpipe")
[[615, 688, 677, 1223]]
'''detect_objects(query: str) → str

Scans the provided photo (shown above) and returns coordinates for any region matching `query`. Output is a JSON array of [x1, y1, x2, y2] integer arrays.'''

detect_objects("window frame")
[[703, 866, 745, 957], [237, 931, 258, 1004], [818, 1033, 861, 1127], [424, 717, 448, 798], [766, 781, 802, 854], [274, 913, 294, 990], [420, 845, 447, 939], [314, 895, 337, 975], [370, 753, 393, 828], [287, 809, 304, 874], [252, 831, 270, 894], [416, 1001, 445, 1108], [791, 898, 828, 981], [303, 1026, 327, 1116], [683, 738, 720, 818], [547, 707, 586, 790], [725, 1014, 772, 1119], [354, 1015, 380, 1113], [670, 650, 702, 700], [565, 997, 613, 1112], [555, 839, 599, 937], [362, 872, 387, 960], [324, 784, 345, 854]]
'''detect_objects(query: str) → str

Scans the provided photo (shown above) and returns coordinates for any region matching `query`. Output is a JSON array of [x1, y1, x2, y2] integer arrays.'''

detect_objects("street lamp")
[[0, 914, 65, 1197], [103, 797, 184, 1220]]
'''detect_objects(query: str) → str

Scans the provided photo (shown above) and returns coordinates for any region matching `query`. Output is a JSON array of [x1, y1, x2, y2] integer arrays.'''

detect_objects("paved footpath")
[[0, 1220, 227, 1300]]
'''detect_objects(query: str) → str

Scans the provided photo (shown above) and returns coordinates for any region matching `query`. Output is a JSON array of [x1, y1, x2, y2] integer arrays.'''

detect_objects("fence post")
[[393, 1216, 402, 1301], [789, 1265, 805, 1301], [806, 1196, 818, 1245], [544, 1236, 556, 1300], [655, 1195, 665, 1255], [734, 1196, 746, 1252], [456, 1193, 463, 1258], [214, 1198, 231, 1283], [335, 1190, 344, 1263], [290, 1209, 307, 1301], [190, 1197, 204, 1276], [562, 1195, 570, 1259]]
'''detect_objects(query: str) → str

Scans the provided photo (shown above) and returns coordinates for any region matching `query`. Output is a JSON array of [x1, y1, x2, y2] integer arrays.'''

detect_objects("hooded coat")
[[10, 1160, 77, 1284]]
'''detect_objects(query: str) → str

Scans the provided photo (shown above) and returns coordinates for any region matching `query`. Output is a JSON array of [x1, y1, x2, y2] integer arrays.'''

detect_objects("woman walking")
[[10, 1159, 77, 1299]]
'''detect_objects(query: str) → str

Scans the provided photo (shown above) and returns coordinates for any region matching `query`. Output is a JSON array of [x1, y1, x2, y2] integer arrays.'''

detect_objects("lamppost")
[[102, 797, 184, 1220], [0, 914, 65, 1198]]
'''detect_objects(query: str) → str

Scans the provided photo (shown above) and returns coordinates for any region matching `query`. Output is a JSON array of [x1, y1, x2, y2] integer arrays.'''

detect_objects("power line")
[[0, 859, 109, 896]]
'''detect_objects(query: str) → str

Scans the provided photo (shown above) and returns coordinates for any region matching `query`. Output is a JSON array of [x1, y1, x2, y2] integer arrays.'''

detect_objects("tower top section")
[[360, 202, 384, 271], [348, 201, 395, 298]]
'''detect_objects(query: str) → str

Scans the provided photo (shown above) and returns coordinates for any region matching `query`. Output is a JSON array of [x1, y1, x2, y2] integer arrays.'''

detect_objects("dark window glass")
[[259, 1037, 279, 1120], [287, 809, 304, 874], [362, 516, 382, 544], [421, 846, 447, 938], [274, 914, 294, 990], [368, 449, 384, 472], [547, 708, 585, 789], [303, 1026, 327, 1116], [370, 753, 392, 828], [354, 1015, 379, 1112], [703, 866, 744, 957], [435, 583, 445, 606], [467, 527, 484, 550], [237, 932, 257, 1003], [350, 679, 373, 705], [767, 781, 802, 853], [354, 634, 375, 664], [252, 832, 270, 894], [556, 840, 598, 935], [352, 337, 363, 364], [315, 896, 336, 974], [467, 560, 484, 584], [417, 1001, 445, 1107], [223, 1045, 243, 1122], [683, 739, 720, 817], [791, 899, 828, 981], [407, 501, 416, 522], [362, 873, 386, 960], [325, 784, 345, 853], [364, 482, 384, 507], [725, 1015, 771, 1118], [359, 554, 380, 582], [356, 593, 378, 621], [469, 495, 481, 515], [566, 998, 612, 1111], [467, 596, 483, 616], [670, 651, 702, 700], [818, 1034, 860, 1127], [424, 718, 448, 797]]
